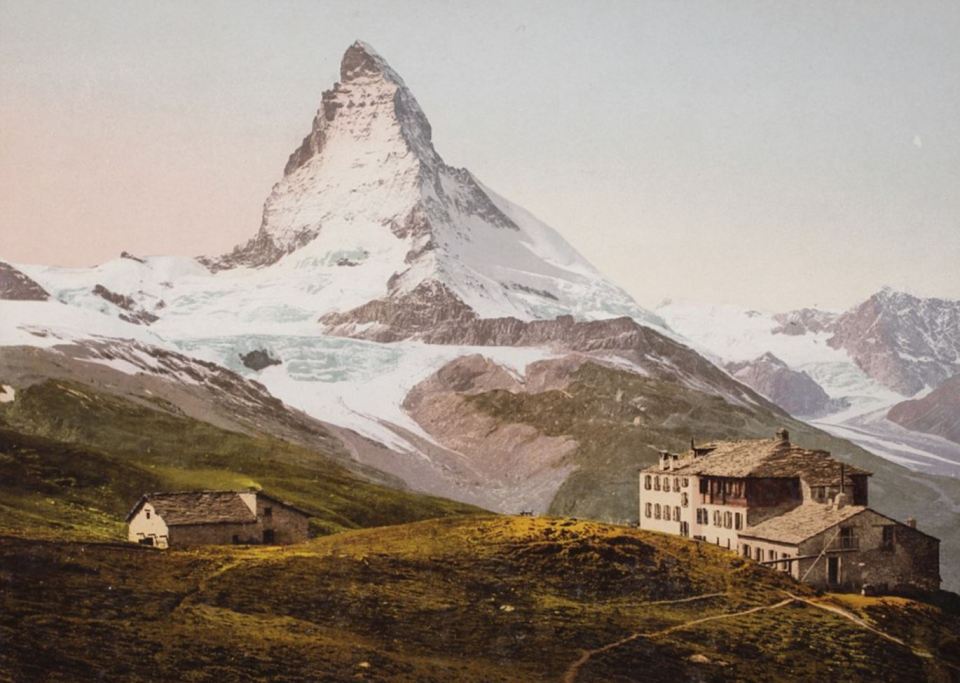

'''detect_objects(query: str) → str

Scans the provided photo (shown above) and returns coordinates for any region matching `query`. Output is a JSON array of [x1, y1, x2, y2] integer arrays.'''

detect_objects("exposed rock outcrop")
[[0, 262, 49, 301], [402, 354, 581, 513], [887, 375, 960, 444], [198, 226, 319, 272], [319, 280, 478, 342], [120, 251, 145, 264], [726, 352, 845, 418], [92, 284, 159, 325], [827, 288, 960, 395], [772, 308, 837, 336]]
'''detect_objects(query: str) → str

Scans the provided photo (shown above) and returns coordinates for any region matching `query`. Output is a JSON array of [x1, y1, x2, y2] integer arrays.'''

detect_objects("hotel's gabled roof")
[[642, 432, 871, 486]]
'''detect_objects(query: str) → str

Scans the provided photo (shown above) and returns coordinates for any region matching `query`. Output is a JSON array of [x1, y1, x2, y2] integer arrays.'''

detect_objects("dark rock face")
[[320, 280, 478, 342], [0, 262, 49, 301], [726, 352, 844, 418], [240, 349, 282, 372], [197, 226, 319, 272], [282, 41, 439, 178], [92, 284, 159, 325], [772, 308, 837, 336], [506, 282, 558, 301], [120, 251, 145, 264], [827, 289, 960, 396], [888, 375, 960, 444]]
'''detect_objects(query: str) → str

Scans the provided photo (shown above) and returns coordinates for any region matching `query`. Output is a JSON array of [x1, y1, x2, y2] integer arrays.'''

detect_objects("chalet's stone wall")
[[796, 509, 940, 594], [256, 496, 309, 544], [169, 522, 260, 547]]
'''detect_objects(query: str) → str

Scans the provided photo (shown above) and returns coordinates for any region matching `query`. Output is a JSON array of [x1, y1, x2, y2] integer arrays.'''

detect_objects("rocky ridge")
[[827, 288, 960, 396], [0, 262, 49, 301], [887, 374, 960, 444], [726, 352, 845, 418]]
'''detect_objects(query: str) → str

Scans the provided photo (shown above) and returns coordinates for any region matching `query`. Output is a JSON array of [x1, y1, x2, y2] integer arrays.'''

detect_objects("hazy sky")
[[1, 0, 958, 311]]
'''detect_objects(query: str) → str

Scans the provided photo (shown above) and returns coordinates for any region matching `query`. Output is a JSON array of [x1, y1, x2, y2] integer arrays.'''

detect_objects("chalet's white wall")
[[127, 503, 169, 548]]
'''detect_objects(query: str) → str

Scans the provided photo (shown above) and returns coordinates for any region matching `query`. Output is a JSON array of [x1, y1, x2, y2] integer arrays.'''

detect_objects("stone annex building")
[[126, 490, 310, 548], [639, 430, 941, 595]]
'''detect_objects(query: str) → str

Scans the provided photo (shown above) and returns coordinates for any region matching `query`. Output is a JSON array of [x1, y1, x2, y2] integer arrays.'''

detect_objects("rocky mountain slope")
[[888, 374, 960, 445], [828, 288, 960, 396], [0, 261, 48, 301], [725, 352, 844, 418], [4, 517, 958, 682]]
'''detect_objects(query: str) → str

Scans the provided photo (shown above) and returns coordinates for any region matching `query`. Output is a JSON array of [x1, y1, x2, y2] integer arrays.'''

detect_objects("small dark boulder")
[[240, 349, 282, 371]]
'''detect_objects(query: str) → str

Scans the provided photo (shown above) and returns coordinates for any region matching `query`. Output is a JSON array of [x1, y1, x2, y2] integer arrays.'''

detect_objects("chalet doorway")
[[827, 556, 840, 585], [262, 529, 276, 544]]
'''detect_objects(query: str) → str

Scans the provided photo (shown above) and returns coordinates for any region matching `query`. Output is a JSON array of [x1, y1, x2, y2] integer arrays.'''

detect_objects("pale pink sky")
[[2, 1, 959, 311]]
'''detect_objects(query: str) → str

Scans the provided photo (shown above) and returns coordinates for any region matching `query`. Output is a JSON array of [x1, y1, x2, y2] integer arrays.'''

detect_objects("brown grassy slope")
[[2, 517, 957, 682]]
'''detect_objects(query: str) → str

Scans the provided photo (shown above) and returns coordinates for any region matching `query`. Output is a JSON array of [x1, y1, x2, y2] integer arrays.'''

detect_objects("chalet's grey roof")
[[738, 503, 867, 545], [126, 491, 257, 526], [642, 437, 870, 485]]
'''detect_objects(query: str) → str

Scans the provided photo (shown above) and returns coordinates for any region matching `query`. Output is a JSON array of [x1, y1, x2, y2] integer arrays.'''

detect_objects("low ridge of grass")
[[0, 380, 480, 539], [2, 516, 956, 682]]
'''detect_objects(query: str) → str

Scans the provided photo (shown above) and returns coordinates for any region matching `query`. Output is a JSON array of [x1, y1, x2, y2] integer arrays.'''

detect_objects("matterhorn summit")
[[201, 41, 663, 337]]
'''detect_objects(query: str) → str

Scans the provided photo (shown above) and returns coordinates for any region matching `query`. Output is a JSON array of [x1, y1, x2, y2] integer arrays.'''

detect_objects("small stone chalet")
[[639, 429, 941, 595], [126, 490, 310, 548]]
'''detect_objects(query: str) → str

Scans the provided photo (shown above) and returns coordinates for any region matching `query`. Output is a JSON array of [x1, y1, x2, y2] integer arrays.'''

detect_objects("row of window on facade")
[[643, 474, 689, 492], [645, 503, 683, 521], [695, 507, 743, 530], [742, 543, 792, 571]]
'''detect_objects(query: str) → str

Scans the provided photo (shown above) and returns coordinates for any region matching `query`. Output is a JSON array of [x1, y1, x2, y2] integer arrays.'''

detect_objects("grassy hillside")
[[465, 362, 960, 591], [2, 517, 957, 682], [0, 380, 480, 539]]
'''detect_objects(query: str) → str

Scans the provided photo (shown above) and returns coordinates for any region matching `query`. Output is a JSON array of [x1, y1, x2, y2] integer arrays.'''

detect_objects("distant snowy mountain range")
[[658, 290, 960, 477], [2, 42, 958, 555]]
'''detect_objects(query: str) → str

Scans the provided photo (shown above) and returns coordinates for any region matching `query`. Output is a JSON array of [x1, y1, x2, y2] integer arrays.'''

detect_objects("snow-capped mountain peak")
[[199, 41, 664, 333]]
